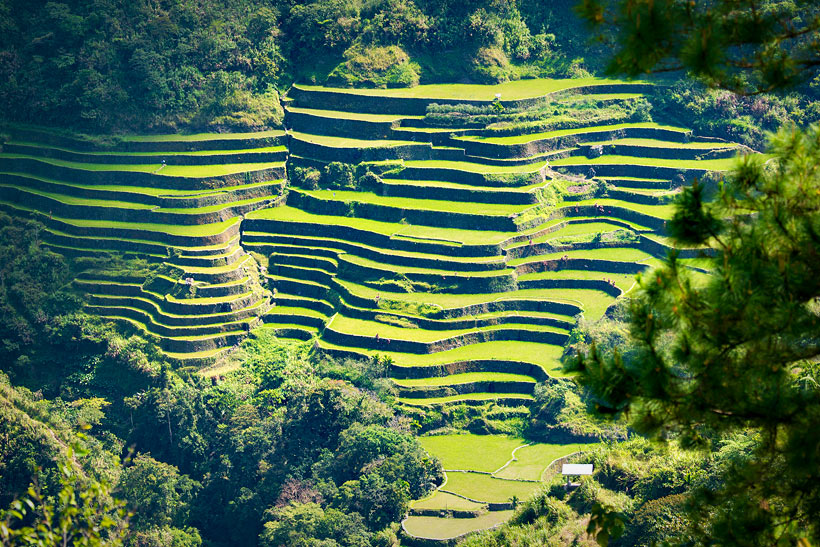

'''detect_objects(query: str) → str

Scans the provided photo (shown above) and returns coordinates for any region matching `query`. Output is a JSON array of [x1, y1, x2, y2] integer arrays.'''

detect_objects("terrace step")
[[89, 312, 249, 353], [337, 254, 517, 295], [3, 141, 288, 165], [322, 314, 569, 355], [263, 305, 329, 329], [285, 106, 414, 140], [273, 293, 336, 316], [288, 132, 434, 162], [243, 232, 505, 272], [170, 247, 245, 268], [268, 252, 339, 274], [454, 123, 692, 159], [597, 176, 671, 189], [397, 393, 535, 406], [0, 154, 286, 190], [287, 188, 532, 232], [287, 81, 656, 116], [379, 179, 543, 205], [0, 183, 284, 227], [256, 322, 319, 341], [8, 126, 287, 153], [393, 371, 537, 398], [267, 274, 332, 301], [244, 206, 506, 256]]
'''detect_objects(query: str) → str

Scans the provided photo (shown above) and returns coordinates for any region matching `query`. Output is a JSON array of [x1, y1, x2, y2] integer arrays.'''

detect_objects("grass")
[[0, 183, 156, 210], [336, 278, 599, 317], [411, 491, 486, 511], [120, 130, 285, 142], [530, 221, 635, 244], [398, 393, 534, 405], [304, 189, 530, 215], [459, 122, 690, 145], [286, 106, 419, 122], [246, 231, 501, 265], [402, 510, 514, 539], [0, 171, 281, 197], [296, 77, 643, 100], [568, 198, 677, 219], [157, 195, 276, 214], [442, 472, 541, 503], [340, 253, 511, 277], [393, 372, 536, 387], [246, 205, 516, 245], [10, 141, 287, 157], [494, 443, 594, 481], [0, 199, 239, 236], [1, 153, 284, 177], [516, 270, 636, 292], [583, 137, 739, 149], [326, 314, 567, 343], [320, 338, 565, 373], [550, 154, 739, 171], [419, 434, 524, 472], [403, 159, 548, 174], [512, 246, 654, 264], [289, 131, 419, 148], [381, 177, 548, 193]]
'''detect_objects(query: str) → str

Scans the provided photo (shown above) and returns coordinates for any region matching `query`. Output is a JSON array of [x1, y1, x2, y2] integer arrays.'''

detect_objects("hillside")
[[0, 76, 750, 541]]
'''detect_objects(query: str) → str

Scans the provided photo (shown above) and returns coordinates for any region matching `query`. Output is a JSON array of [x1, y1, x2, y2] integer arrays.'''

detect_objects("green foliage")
[[0, 0, 286, 132], [651, 80, 820, 149], [0, 444, 128, 546], [290, 166, 323, 190], [425, 94, 653, 135], [566, 125, 820, 543], [617, 493, 688, 547], [324, 162, 357, 189], [259, 502, 370, 547], [117, 454, 200, 532], [327, 45, 420, 88], [527, 381, 625, 442], [577, 0, 820, 94]]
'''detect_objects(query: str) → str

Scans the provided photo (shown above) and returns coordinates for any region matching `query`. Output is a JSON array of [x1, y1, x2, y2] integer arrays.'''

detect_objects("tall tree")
[[577, 0, 820, 94], [567, 126, 820, 543]]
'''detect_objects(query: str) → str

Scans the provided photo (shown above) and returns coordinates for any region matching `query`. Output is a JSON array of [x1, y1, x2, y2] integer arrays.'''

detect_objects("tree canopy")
[[577, 0, 820, 94], [567, 125, 820, 543]]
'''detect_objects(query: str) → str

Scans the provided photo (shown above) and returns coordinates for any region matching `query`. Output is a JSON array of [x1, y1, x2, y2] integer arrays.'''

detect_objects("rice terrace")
[[1, 0, 819, 545]]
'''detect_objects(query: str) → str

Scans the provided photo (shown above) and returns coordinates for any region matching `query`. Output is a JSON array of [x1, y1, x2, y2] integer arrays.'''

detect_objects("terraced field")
[[0, 77, 746, 539], [255, 78, 736, 410], [403, 434, 593, 542], [0, 77, 739, 376], [0, 126, 287, 364]]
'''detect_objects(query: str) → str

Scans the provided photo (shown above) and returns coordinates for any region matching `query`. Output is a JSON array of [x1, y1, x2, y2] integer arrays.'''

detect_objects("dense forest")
[[1, 0, 820, 546], [0, 0, 818, 146]]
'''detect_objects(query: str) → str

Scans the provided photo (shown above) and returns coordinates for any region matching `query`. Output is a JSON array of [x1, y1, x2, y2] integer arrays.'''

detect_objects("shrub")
[[616, 494, 689, 547], [511, 493, 574, 526], [326, 45, 420, 88], [471, 46, 514, 84], [289, 166, 322, 189], [324, 162, 356, 188]]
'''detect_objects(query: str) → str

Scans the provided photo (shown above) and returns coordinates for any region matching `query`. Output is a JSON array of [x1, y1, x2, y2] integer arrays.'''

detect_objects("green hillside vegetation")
[[0, 75, 749, 543], [3, 1, 820, 539]]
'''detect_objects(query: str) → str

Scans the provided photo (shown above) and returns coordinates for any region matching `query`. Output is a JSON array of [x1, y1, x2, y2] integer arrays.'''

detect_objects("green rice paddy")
[[459, 122, 689, 145], [2, 78, 734, 402], [304, 188, 530, 215], [297, 77, 645, 101], [443, 472, 542, 503], [419, 434, 525, 471], [494, 443, 592, 481], [403, 511, 514, 540]]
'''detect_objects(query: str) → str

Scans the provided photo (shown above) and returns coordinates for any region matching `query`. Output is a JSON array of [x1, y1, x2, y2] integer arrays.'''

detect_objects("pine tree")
[[566, 125, 820, 543]]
